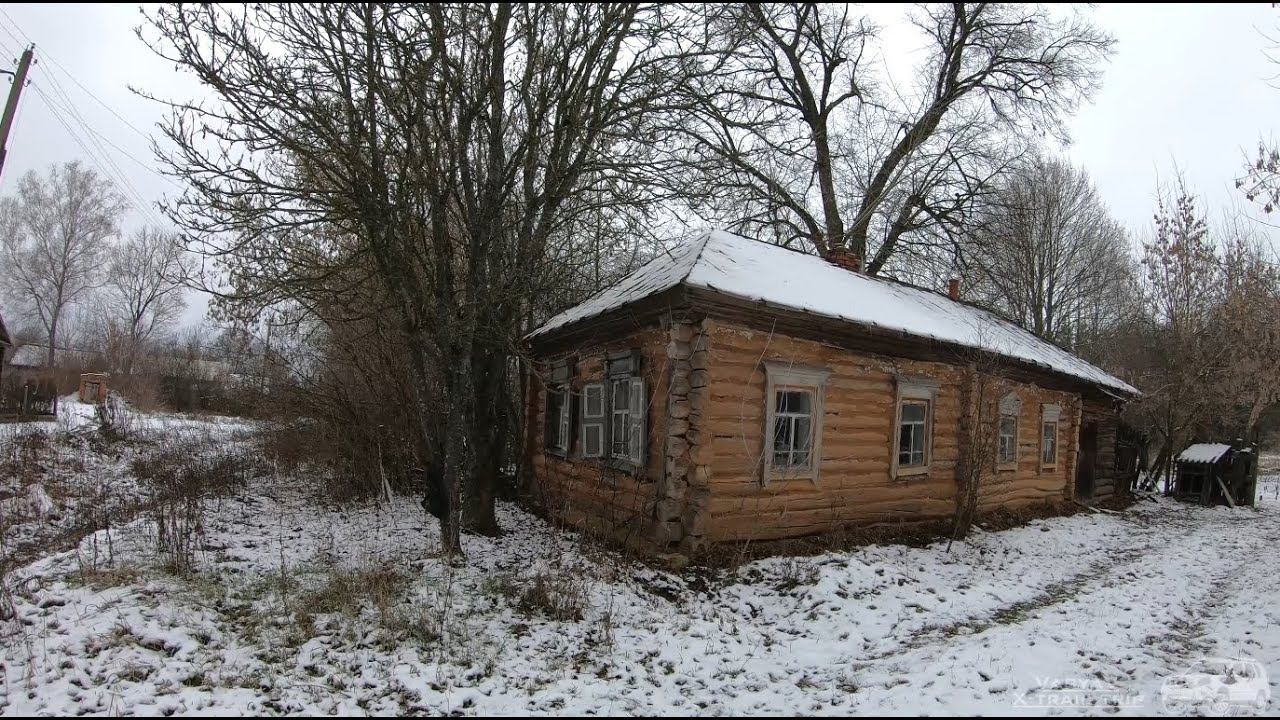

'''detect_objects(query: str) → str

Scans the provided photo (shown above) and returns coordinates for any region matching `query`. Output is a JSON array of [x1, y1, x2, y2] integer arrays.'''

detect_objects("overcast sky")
[[0, 3, 1277, 330]]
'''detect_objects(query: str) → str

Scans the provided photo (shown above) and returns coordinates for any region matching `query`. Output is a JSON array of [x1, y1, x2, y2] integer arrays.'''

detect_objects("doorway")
[[1076, 421, 1098, 499]]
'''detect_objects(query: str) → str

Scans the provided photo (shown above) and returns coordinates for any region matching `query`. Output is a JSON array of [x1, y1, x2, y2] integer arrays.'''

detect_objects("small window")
[[998, 416, 1018, 467], [893, 376, 938, 479], [898, 400, 929, 468], [763, 362, 830, 485], [1041, 420, 1058, 466], [581, 383, 604, 458]]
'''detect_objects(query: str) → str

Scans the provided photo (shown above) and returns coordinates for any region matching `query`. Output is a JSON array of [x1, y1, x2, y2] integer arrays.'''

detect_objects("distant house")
[[524, 231, 1139, 552]]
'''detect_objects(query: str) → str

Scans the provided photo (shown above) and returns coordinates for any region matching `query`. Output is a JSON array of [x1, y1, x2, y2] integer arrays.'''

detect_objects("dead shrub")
[[517, 570, 590, 622], [133, 434, 261, 574], [299, 565, 407, 617]]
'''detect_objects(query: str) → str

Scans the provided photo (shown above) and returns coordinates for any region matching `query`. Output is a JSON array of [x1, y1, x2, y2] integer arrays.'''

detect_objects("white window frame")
[[581, 383, 605, 458], [997, 392, 1021, 470], [893, 377, 939, 479], [1040, 403, 1061, 469], [763, 362, 830, 485]]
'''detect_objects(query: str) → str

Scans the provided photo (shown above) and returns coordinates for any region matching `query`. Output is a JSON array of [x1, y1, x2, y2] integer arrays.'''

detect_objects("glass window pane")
[[777, 390, 811, 415], [585, 386, 603, 417], [911, 423, 925, 454], [794, 416, 811, 452], [901, 402, 926, 422], [613, 381, 629, 411], [773, 415, 793, 452], [899, 423, 913, 454]]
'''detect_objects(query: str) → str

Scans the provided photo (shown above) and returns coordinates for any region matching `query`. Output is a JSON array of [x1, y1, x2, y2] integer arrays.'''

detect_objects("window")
[[997, 392, 1021, 469], [898, 401, 929, 467], [585, 350, 647, 470], [609, 377, 645, 464], [763, 362, 830, 485], [998, 416, 1018, 466], [772, 389, 814, 469], [581, 383, 604, 458], [543, 359, 574, 455], [893, 377, 939, 478], [1041, 404, 1061, 468], [544, 386, 570, 454], [1041, 421, 1058, 465]]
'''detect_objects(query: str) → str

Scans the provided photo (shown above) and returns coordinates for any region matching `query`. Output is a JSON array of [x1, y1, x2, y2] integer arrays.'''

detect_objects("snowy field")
[[2, 414, 1279, 716]]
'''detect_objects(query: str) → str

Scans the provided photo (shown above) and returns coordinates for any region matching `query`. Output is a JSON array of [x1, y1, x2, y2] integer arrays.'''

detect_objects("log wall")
[[702, 320, 1083, 542]]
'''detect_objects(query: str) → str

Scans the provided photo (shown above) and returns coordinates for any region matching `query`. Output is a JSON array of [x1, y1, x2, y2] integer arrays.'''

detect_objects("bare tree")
[[101, 226, 190, 375], [964, 154, 1134, 348], [1128, 183, 1228, 486], [143, 3, 698, 552], [0, 162, 127, 365], [675, 3, 1113, 275]]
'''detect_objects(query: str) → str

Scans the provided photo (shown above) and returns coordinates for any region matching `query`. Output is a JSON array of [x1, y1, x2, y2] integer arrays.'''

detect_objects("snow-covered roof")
[[1178, 443, 1233, 464], [530, 230, 1138, 395], [6, 344, 101, 369]]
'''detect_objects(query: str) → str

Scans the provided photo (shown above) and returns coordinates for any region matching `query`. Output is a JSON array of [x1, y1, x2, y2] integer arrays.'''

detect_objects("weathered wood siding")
[[530, 325, 670, 548], [703, 320, 1082, 542]]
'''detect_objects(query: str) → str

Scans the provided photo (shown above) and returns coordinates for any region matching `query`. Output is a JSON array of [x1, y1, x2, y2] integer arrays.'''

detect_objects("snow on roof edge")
[[527, 230, 1138, 396], [1177, 443, 1233, 464]]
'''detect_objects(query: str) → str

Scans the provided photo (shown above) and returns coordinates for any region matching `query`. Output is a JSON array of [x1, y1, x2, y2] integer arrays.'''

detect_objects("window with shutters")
[[763, 362, 830, 485], [574, 349, 646, 472], [893, 377, 939, 479]]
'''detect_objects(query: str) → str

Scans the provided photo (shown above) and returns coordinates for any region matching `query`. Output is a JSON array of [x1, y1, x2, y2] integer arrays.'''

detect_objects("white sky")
[[0, 3, 1276, 331]]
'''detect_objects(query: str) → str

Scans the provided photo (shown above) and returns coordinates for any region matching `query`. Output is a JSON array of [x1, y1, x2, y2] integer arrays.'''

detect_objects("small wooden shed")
[[78, 372, 109, 404], [1172, 442, 1258, 507]]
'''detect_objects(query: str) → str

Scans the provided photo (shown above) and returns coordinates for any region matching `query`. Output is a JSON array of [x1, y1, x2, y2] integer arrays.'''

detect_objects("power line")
[[30, 83, 168, 229], [0, 8, 180, 227]]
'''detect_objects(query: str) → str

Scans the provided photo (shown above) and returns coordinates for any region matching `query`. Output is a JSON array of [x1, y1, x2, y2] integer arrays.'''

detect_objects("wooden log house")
[[524, 231, 1139, 552]]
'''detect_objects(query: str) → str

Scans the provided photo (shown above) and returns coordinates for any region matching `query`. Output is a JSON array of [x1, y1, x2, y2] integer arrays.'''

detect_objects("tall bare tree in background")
[[101, 226, 190, 375], [1128, 184, 1228, 484], [675, 3, 1113, 276], [144, 3, 697, 552], [964, 154, 1133, 349], [0, 161, 126, 365]]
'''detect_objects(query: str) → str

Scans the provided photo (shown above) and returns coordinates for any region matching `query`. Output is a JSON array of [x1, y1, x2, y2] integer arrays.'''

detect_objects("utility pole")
[[0, 45, 34, 179]]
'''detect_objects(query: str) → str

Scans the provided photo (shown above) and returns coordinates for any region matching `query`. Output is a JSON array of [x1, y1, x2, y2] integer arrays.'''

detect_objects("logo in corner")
[[1160, 657, 1271, 715]]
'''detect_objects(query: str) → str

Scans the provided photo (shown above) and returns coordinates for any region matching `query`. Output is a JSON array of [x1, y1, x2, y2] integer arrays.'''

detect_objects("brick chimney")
[[825, 247, 862, 273], [948, 277, 961, 301]]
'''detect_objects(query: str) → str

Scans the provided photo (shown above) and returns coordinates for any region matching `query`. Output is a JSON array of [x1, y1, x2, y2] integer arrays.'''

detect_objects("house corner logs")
[[656, 314, 712, 551]]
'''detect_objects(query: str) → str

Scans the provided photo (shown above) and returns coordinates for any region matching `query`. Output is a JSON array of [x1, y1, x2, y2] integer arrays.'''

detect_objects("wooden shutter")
[[581, 383, 605, 458], [628, 376, 646, 465]]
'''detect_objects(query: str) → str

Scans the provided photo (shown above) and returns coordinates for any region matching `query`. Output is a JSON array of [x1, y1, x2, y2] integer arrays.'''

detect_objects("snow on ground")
[[0, 400, 257, 574], [1, 425, 1278, 715]]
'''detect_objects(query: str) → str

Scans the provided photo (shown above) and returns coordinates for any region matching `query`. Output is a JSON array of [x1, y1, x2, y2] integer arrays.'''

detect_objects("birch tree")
[[102, 226, 191, 374]]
